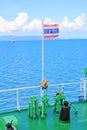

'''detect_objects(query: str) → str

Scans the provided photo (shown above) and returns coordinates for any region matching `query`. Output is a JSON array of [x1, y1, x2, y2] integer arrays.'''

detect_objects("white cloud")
[[23, 19, 42, 32], [0, 12, 28, 32], [60, 13, 86, 30], [22, 17, 55, 32], [0, 12, 87, 36]]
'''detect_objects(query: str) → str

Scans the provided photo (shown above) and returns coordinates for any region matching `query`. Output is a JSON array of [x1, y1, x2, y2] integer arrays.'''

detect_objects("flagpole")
[[40, 22, 59, 97], [42, 20, 44, 81], [41, 20, 44, 96]]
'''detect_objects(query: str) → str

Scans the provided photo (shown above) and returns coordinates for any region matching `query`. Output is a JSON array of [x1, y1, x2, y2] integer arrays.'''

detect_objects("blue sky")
[[0, 0, 87, 38]]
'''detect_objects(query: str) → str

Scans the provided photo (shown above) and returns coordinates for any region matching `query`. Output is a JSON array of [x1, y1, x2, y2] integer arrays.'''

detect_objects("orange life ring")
[[41, 80, 48, 89]]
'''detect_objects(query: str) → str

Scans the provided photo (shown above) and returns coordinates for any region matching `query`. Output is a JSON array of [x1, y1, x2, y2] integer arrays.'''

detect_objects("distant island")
[[0, 36, 42, 41], [0, 36, 86, 41]]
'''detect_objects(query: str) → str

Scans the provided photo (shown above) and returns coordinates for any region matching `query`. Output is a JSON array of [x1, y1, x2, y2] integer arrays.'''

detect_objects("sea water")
[[0, 39, 87, 90], [0, 39, 87, 110]]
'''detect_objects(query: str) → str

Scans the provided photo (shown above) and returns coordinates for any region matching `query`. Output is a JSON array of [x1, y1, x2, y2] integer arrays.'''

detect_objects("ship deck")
[[0, 101, 87, 130]]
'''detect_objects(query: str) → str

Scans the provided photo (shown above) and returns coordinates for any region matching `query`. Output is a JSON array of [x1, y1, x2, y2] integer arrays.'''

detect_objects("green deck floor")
[[0, 102, 87, 130]]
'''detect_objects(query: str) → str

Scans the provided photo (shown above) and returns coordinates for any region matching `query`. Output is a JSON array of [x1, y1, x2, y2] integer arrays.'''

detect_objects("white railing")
[[0, 80, 87, 113]]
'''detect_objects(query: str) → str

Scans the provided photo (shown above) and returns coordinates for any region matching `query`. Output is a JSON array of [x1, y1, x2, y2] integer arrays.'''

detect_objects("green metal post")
[[59, 92, 66, 105], [33, 97, 38, 118], [28, 99, 33, 118], [54, 92, 66, 113], [41, 95, 49, 119], [28, 96, 38, 119], [54, 94, 60, 113], [35, 100, 38, 117]]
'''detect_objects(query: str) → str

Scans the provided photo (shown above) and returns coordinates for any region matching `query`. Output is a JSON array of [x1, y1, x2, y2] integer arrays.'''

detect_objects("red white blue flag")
[[43, 24, 59, 38]]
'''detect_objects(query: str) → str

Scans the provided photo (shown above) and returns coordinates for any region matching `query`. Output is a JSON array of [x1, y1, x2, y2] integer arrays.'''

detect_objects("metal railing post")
[[62, 84, 64, 92], [16, 88, 20, 111], [83, 79, 87, 101]]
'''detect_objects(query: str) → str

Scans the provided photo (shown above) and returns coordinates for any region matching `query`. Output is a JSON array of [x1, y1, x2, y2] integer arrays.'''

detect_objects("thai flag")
[[43, 24, 59, 38]]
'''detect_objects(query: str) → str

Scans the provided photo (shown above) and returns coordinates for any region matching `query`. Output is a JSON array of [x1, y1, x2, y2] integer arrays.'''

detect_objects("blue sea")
[[0, 39, 87, 111], [0, 39, 87, 90]]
